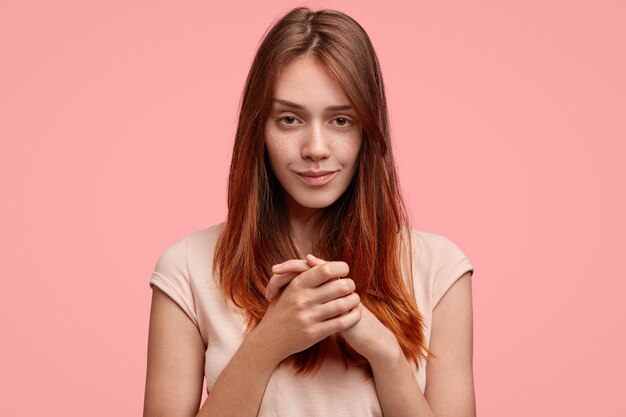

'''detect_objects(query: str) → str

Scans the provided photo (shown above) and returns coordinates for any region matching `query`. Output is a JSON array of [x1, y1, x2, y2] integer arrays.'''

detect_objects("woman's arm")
[[195, 324, 283, 417], [144, 261, 361, 417], [143, 287, 282, 417], [369, 271, 476, 417], [423, 271, 476, 416], [143, 287, 205, 417], [270, 257, 476, 416]]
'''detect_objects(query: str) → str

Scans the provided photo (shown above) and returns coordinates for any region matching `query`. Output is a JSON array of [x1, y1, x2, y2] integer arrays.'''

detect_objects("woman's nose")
[[301, 124, 330, 161]]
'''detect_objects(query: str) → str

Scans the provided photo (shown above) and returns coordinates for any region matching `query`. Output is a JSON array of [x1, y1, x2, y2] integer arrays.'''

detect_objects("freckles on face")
[[263, 54, 362, 213]]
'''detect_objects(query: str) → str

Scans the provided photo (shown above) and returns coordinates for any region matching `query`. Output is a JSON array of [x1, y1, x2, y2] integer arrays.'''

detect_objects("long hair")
[[213, 7, 433, 377]]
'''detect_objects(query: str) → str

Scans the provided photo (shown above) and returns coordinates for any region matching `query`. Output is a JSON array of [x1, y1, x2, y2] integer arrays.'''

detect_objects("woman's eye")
[[333, 117, 351, 127], [279, 116, 298, 125], [276, 116, 352, 128]]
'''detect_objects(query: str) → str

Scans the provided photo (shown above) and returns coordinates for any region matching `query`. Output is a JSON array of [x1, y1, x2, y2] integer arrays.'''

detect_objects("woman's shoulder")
[[399, 226, 473, 277], [399, 226, 474, 308], [183, 222, 226, 266], [153, 222, 225, 271], [186, 221, 226, 248]]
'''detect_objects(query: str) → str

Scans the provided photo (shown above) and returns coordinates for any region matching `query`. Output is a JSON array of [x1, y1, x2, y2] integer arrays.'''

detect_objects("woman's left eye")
[[333, 117, 352, 127]]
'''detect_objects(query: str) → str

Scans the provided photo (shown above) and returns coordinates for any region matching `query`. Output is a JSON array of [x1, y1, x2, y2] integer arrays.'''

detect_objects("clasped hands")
[[260, 254, 401, 365]]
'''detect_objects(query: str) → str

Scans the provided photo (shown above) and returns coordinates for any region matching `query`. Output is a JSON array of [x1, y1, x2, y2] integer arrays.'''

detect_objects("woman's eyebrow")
[[271, 98, 353, 111]]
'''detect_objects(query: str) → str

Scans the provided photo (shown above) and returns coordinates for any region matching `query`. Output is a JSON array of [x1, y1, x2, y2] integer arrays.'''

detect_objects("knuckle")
[[340, 280, 353, 293], [345, 278, 356, 292], [342, 308, 360, 329], [319, 263, 333, 276], [291, 276, 303, 288], [335, 298, 349, 313], [297, 311, 311, 325], [338, 261, 350, 275], [293, 295, 307, 309], [351, 292, 360, 305], [303, 326, 318, 340], [338, 314, 351, 329]]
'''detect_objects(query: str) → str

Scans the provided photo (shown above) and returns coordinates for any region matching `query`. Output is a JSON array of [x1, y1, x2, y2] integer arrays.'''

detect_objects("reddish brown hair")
[[213, 7, 433, 376]]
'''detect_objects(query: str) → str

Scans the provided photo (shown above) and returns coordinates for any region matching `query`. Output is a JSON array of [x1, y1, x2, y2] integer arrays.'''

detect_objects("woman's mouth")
[[295, 171, 338, 186]]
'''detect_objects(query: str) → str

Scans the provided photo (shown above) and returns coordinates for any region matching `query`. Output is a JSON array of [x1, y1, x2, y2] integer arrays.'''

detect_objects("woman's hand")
[[254, 258, 362, 364], [267, 254, 402, 365]]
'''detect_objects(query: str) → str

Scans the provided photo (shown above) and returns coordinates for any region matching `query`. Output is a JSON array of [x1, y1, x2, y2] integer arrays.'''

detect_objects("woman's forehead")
[[271, 57, 352, 111]]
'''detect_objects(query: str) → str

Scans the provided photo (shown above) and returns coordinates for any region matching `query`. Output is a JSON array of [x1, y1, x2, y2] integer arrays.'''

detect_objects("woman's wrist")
[[366, 336, 404, 368], [243, 324, 286, 371]]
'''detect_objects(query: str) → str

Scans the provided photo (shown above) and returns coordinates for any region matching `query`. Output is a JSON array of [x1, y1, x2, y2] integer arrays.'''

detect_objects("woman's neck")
[[289, 216, 317, 258], [286, 198, 322, 258]]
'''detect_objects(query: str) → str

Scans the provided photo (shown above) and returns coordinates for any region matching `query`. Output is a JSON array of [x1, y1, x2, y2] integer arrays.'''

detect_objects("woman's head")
[[229, 6, 398, 221], [215, 7, 429, 377], [264, 53, 362, 219]]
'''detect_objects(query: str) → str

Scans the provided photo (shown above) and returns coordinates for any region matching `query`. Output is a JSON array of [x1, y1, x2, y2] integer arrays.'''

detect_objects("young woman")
[[144, 7, 475, 417]]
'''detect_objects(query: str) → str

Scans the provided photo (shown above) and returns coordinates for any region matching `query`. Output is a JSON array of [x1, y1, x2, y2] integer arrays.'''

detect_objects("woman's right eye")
[[278, 116, 298, 125]]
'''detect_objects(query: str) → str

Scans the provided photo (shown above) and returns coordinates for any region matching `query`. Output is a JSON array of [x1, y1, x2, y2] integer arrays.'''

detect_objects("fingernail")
[[308, 254, 321, 260], [272, 263, 282, 271], [265, 287, 270, 300]]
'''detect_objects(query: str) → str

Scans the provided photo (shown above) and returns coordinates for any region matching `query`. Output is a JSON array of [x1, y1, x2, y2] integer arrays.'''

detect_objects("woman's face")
[[264, 54, 363, 219]]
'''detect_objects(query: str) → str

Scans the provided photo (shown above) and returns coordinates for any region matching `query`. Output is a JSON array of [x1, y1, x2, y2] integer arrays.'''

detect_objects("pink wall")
[[1, 0, 624, 415]]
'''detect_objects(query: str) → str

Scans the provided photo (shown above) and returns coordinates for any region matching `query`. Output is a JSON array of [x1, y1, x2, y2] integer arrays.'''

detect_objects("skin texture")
[[269, 255, 400, 363], [143, 54, 476, 416], [264, 54, 362, 255]]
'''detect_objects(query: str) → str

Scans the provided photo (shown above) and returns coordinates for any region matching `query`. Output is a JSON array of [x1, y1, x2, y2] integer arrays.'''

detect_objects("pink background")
[[1, 0, 624, 415]]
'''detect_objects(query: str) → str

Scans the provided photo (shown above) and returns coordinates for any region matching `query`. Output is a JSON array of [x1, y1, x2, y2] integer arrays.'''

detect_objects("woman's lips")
[[295, 171, 338, 186]]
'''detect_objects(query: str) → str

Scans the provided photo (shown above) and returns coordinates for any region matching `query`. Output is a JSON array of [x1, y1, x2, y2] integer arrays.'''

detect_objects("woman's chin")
[[288, 195, 339, 212]]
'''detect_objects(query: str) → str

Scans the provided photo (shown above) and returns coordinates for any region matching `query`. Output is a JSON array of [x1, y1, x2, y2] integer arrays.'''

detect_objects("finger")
[[314, 292, 361, 321], [297, 261, 350, 288], [306, 254, 341, 282], [311, 304, 362, 337], [305, 254, 327, 267], [267, 259, 314, 301], [309, 277, 356, 304], [266, 272, 299, 301], [271, 259, 311, 274]]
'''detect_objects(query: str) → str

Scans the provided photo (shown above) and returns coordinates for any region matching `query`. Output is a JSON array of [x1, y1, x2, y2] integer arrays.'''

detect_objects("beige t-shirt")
[[149, 222, 474, 416]]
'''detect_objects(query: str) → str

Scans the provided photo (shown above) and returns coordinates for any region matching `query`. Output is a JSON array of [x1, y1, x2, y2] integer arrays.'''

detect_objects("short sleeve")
[[431, 235, 474, 309], [149, 236, 199, 327]]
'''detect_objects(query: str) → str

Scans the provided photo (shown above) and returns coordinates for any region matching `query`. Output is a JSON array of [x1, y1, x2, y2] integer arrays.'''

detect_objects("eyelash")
[[276, 115, 353, 128]]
